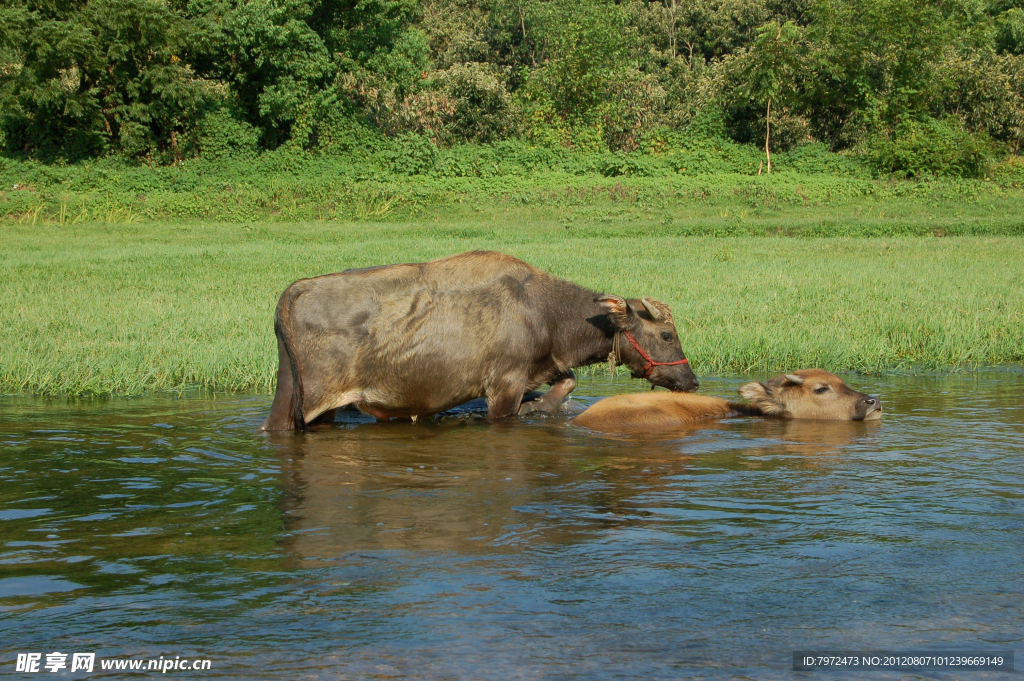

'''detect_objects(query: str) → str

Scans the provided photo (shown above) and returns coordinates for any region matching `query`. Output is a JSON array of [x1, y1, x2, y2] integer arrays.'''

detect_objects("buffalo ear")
[[738, 381, 785, 416], [595, 295, 637, 329], [738, 381, 769, 401]]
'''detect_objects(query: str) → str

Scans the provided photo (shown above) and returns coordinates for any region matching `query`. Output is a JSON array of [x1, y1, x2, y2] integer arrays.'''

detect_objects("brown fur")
[[737, 369, 882, 421], [261, 251, 699, 430], [573, 392, 736, 431], [573, 369, 882, 432]]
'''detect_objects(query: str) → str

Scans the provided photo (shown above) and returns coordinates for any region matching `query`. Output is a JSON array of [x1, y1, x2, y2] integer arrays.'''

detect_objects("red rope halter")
[[621, 330, 689, 378]]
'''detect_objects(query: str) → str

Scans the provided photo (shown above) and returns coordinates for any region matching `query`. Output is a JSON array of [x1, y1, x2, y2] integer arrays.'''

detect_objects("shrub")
[[864, 117, 995, 178], [434, 62, 523, 144], [640, 121, 764, 174], [294, 104, 390, 156], [599, 152, 660, 177], [777, 142, 868, 176], [388, 133, 438, 174], [936, 52, 1024, 154], [996, 8, 1024, 55], [597, 68, 668, 151], [367, 87, 458, 142], [196, 108, 261, 162]]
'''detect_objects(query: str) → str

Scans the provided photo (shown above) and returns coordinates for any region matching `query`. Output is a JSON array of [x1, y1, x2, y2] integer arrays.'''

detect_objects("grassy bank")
[[3, 150, 1024, 236], [1, 218, 1021, 396]]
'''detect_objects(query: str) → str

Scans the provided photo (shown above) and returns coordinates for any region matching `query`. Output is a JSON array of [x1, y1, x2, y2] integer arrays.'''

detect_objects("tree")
[[736, 20, 802, 172], [0, 0, 210, 160], [801, 0, 950, 148], [522, 0, 627, 121]]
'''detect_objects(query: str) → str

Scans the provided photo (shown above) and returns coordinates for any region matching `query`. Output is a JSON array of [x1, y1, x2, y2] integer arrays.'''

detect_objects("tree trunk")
[[765, 97, 772, 174], [520, 4, 535, 67], [669, 0, 677, 58]]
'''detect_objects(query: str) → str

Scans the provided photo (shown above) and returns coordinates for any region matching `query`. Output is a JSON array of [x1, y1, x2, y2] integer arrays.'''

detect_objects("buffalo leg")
[[486, 377, 527, 422], [261, 339, 299, 431], [358, 405, 393, 422], [519, 372, 577, 415]]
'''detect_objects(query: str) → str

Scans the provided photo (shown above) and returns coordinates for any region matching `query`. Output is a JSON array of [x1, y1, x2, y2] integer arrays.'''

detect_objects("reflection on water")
[[1, 370, 1022, 679]]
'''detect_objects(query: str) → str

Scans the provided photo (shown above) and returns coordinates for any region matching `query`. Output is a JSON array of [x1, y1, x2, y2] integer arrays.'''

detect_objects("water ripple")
[[0, 372, 1020, 679]]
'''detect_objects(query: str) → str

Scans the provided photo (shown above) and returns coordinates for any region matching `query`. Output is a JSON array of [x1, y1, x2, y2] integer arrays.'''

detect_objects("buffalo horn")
[[641, 298, 663, 321]]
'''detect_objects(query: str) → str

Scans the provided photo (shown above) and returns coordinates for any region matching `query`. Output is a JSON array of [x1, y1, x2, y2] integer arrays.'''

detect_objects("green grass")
[[2, 216, 1022, 396], [3, 148, 1024, 236]]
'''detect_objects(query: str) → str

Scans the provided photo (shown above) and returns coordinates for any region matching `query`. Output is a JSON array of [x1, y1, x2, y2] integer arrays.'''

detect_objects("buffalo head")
[[738, 369, 882, 420], [596, 295, 700, 393]]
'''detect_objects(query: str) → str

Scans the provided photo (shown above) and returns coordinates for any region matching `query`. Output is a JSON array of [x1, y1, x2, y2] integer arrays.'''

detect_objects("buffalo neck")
[[545, 279, 618, 370]]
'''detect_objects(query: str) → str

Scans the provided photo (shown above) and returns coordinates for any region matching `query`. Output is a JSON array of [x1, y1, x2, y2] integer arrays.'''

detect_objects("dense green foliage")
[[3, 140, 1024, 229], [2, 221, 1021, 395], [3, 0, 1024, 178]]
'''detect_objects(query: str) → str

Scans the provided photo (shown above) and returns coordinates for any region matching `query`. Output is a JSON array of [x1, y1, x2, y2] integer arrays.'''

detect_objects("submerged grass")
[[1, 217, 1022, 396]]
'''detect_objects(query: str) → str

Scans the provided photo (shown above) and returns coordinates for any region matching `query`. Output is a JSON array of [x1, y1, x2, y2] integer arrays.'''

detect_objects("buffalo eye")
[[814, 385, 830, 394], [660, 332, 673, 342]]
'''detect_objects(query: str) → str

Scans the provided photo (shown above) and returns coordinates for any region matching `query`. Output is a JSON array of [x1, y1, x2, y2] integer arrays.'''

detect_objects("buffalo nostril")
[[865, 398, 877, 405]]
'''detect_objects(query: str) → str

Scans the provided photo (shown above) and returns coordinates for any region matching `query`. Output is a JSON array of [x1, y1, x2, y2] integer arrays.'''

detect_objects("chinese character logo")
[[72, 653, 95, 672]]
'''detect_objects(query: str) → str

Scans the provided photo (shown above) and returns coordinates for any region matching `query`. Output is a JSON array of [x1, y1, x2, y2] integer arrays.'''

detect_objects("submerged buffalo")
[[573, 369, 882, 432], [261, 251, 699, 431]]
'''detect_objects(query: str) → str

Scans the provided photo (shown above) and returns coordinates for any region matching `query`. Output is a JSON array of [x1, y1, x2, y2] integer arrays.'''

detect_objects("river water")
[[2, 370, 1022, 679]]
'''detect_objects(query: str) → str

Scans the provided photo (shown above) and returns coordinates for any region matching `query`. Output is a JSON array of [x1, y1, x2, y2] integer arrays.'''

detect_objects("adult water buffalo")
[[261, 251, 699, 431], [573, 369, 882, 432]]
